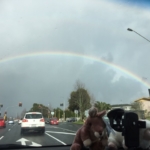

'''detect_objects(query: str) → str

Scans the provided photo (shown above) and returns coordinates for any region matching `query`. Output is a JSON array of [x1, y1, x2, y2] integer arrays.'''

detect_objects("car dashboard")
[[0, 145, 71, 150]]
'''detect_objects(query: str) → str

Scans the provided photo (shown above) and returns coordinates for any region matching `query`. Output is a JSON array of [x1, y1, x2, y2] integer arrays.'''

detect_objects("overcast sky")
[[0, 0, 150, 117]]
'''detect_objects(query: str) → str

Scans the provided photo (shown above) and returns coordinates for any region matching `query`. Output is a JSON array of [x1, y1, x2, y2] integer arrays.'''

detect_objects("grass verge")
[[146, 117, 150, 120], [74, 120, 84, 125]]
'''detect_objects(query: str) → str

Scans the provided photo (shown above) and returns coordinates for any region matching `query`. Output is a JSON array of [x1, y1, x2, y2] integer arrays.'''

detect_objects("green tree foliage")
[[131, 101, 143, 110], [29, 103, 51, 118], [68, 91, 79, 111], [94, 101, 111, 111], [68, 81, 91, 119], [51, 107, 76, 119], [53, 108, 75, 119], [65, 109, 75, 118], [53, 107, 63, 119]]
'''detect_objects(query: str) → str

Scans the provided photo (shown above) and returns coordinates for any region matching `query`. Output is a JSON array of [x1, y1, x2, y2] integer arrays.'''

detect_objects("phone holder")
[[107, 108, 146, 149]]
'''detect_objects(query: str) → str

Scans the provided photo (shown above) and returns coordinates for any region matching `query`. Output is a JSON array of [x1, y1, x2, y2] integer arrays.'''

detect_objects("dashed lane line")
[[45, 132, 67, 145], [48, 126, 76, 133], [0, 136, 4, 140]]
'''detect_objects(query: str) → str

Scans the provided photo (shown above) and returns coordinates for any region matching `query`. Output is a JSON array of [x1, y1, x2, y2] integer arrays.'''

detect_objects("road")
[[0, 121, 82, 146]]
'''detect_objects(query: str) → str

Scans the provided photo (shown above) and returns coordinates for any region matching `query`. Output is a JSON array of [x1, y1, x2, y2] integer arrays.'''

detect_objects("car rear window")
[[25, 114, 42, 119], [51, 119, 57, 121]]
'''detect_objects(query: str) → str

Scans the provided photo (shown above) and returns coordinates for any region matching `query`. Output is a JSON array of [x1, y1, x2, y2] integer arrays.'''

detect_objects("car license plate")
[[31, 124, 36, 127]]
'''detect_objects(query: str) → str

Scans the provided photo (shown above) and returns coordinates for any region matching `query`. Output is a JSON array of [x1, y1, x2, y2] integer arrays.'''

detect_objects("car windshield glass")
[[1, 0, 150, 147], [51, 119, 57, 120], [25, 114, 42, 119]]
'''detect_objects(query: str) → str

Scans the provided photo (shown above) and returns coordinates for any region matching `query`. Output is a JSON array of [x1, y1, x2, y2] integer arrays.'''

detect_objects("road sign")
[[74, 110, 78, 114], [84, 110, 89, 117], [51, 112, 54, 115]]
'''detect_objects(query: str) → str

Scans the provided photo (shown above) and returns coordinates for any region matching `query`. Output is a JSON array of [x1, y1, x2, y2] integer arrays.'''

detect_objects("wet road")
[[0, 121, 82, 147]]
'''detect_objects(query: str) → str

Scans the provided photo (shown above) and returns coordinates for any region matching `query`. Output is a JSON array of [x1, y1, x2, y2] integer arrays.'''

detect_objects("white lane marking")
[[8, 129, 11, 131], [46, 126, 58, 128], [16, 138, 42, 146], [50, 126, 76, 132], [31, 141, 42, 146], [0, 136, 4, 140], [46, 131, 76, 135], [45, 132, 67, 145], [17, 138, 28, 145]]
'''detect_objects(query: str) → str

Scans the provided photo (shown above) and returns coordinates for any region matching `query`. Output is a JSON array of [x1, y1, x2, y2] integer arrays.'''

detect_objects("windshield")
[[25, 114, 42, 119], [0, 0, 150, 148], [51, 119, 58, 121]]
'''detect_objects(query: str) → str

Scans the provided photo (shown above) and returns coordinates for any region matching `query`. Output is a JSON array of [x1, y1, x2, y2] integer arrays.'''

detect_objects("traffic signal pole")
[[64, 101, 65, 122]]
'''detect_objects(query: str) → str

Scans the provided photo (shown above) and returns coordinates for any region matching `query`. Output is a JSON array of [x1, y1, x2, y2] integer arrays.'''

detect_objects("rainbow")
[[0, 50, 149, 88]]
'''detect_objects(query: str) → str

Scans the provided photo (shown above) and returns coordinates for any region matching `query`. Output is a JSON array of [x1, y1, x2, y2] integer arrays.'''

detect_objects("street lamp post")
[[127, 28, 150, 42]]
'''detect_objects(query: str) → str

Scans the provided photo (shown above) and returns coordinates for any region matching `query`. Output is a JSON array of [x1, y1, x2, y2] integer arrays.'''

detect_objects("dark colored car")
[[50, 118, 59, 125], [67, 117, 77, 122], [44, 118, 50, 124], [0, 117, 6, 128]]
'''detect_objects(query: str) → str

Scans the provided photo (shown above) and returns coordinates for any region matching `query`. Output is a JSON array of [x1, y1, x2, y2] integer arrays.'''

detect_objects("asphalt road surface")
[[0, 121, 82, 147]]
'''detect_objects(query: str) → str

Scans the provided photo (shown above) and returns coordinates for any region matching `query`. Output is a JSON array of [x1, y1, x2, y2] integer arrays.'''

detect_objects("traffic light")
[[60, 103, 63, 106], [19, 102, 22, 107], [5, 111, 7, 114], [0, 104, 3, 107]]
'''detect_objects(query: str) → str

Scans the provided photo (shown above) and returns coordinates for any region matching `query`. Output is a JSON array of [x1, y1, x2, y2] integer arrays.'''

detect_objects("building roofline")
[[111, 104, 132, 107], [134, 97, 150, 102]]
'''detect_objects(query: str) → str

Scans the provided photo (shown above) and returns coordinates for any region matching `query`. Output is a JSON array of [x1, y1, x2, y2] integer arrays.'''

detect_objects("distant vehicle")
[[67, 117, 77, 122], [0, 117, 6, 128], [21, 112, 45, 135], [66, 118, 70, 122], [50, 118, 59, 125], [45, 118, 50, 124], [8, 118, 14, 124]]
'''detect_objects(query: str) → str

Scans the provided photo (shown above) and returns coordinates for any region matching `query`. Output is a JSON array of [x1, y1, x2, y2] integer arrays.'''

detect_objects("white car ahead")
[[21, 112, 45, 135], [8, 120, 14, 124]]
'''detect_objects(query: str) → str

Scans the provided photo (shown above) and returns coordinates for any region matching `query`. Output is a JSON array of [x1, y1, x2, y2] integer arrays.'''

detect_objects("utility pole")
[[64, 101, 65, 121]]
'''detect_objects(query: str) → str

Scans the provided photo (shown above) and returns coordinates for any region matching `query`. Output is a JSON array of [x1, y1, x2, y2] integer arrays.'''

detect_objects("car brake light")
[[40, 118, 44, 122], [22, 119, 28, 122]]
